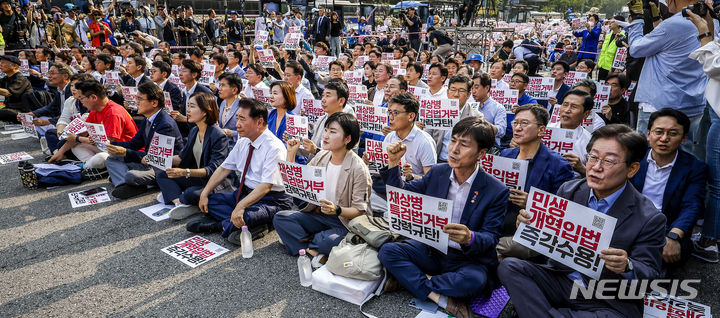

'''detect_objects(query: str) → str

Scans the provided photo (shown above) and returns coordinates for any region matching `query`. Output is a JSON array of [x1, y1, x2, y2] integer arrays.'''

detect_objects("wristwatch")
[[335, 205, 342, 216], [185, 168, 190, 178], [698, 32, 713, 41], [624, 259, 634, 273], [666, 232, 680, 241]]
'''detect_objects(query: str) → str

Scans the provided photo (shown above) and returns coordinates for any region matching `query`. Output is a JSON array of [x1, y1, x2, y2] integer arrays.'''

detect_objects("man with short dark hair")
[[150, 61, 184, 111], [380, 116, 508, 318], [548, 89, 594, 176], [192, 98, 293, 245], [284, 60, 313, 113], [630, 108, 709, 264], [600, 73, 630, 126], [172, 59, 212, 136], [500, 124, 666, 317], [541, 61, 571, 109], [301, 81, 355, 160], [472, 73, 506, 145], [107, 82, 184, 199], [0, 55, 33, 122]]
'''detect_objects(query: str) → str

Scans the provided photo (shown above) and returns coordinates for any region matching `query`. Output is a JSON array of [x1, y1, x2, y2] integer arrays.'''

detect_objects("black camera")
[[682, 1, 709, 17]]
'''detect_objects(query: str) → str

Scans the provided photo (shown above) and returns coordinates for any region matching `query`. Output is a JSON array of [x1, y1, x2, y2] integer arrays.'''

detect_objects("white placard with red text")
[[343, 70, 363, 86], [146, 132, 175, 170], [563, 71, 588, 86], [513, 187, 617, 280], [314, 56, 337, 75], [356, 104, 388, 135], [408, 85, 430, 97], [20, 59, 29, 76], [355, 56, 369, 70], [285, 114, 309, 140], [365, 139, 388, 174], [163, 91, 173, 113], [85, 122, 109, 152], [593, 84, 612, 112], [198, 64, 216, 86], [348, 84, 368, 104], [541, 126, 577, 155], [121, 86, 138, 109], [252, 87, 271, 105], [162, 236, 229, 268], [258, 49, 276, 69], [254, 30, 269, 45], [479, 154, 528, 191], [643, 291, 712, 318], [277, 161, 327, 205], [419, 98, 460, 130], [60, 117, 88, 140], [68, 187, 111, 208], [282, 32, 302, 50], [20, 113, 37, 138], [526, 77, 555, 100], [489, 88, 519, 113], [41, 61, 49, 74], [105, 71, 121, 91], [0, 152, 33, 164], [302, 98, 324, 125], [386, 185, 452, 254], [612, 47, 627, 71]]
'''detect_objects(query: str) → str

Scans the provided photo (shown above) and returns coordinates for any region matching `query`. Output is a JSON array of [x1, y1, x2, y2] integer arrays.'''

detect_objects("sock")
[[437, 295, 448, 309]]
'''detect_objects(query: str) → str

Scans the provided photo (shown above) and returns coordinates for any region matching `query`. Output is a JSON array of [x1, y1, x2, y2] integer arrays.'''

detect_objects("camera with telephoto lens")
[[682, 0, 719, 19]]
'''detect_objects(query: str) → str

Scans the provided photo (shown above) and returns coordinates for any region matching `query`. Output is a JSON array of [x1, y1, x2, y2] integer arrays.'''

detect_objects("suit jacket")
[[367, 86, 380, 104], [111, 110, 185, 163], [218, 98, 240, 144], [178, 124, 229, 179], [498, 143, 575, 235], [548, 179, 666, 316], [33, 83, 71, 119], [380, 163, 509, 270], [122, 75, 152, 87], [177, 83, 213, 137], [163, 80, 184, 111], [312, 15, 330, 40], [630, 149, 708, 236], [303, 150, 373, 228]]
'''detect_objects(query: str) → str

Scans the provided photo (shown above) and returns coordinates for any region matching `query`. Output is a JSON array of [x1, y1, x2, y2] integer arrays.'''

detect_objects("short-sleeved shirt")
[[384, 125, 437, 175], [220, 128, 287, 192], [86, 100, 138, 142]]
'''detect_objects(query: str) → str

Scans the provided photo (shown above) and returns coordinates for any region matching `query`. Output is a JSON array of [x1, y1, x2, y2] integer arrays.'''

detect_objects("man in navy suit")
[[630, 108, 708, 264], [378, 117, 508, 318], [311, 8, 330, 45], [171, 59, 212, 138], [106, 82, 184, 199], [121, 55, 152, 88], [150, 61, 184, 112], [500, 124, 666, 317]]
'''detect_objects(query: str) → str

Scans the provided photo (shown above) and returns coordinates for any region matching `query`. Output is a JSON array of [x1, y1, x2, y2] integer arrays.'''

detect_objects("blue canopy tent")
[[392, 1, 428, 9]]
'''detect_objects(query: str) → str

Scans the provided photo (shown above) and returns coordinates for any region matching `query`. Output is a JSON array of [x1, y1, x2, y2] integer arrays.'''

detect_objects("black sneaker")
[[186, 216, 223, 233], [111, 184, 146, 199], [82, 168, 109, 181]]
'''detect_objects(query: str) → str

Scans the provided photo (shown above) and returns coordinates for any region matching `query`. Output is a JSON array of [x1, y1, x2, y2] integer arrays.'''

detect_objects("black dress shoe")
[[111, 184, 145, 199], [186, 217, 222, 233]]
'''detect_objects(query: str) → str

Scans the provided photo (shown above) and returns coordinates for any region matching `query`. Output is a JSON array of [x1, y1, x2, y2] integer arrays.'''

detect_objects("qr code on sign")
[[314, 168, 322, 177], [592, 215, 605, 230], [438, 201, 447, 212], [512, 162, 520, 170], [565, 131, 574, 139]]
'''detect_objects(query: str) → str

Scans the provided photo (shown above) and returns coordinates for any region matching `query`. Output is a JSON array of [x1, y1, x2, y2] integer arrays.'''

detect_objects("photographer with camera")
[[625, 0, 708, 159], [401, 7, 421, 52]]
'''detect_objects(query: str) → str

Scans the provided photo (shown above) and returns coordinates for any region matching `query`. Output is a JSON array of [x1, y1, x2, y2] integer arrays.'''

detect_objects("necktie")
[[222, 104, 231, 124], [236, 145, 255, 203], [144, 120, 152, 139]]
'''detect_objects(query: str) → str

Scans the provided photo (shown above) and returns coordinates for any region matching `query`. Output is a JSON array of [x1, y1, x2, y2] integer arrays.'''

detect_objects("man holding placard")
[[429, 75, 483, 163], [379, 117, 508, 318], [472, 73, 506, 146], [173, 59, 212, 137], [548, 90, 594, 176], [500, 124, 666, 317], [106, 82, 183, 199]]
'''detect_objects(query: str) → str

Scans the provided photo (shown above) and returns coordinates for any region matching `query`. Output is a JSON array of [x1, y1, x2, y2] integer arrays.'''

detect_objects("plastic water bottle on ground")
[[298, 249, 313, 287], [39, 133, 50, 155], [241, 226, 253, 258]]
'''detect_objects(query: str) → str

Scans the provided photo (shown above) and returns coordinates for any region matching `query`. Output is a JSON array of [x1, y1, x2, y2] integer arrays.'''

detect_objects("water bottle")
[[39, 133, 50, 155], [297, 249, 313, 287], [240, 226, 253, 258]]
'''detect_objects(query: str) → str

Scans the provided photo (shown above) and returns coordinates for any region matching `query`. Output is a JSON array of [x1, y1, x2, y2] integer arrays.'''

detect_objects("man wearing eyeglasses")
[[501, 124, 666, 317], [430, 74, 483, 163], [629, 108, 709, 264]]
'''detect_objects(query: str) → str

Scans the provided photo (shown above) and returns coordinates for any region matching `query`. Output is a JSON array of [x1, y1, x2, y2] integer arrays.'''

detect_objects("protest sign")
[[513, 187, 617, 280], [502, 74, 513, 83], [489, 88, 519, 113], [388, 59, 405, 75], [254, 30, 269, 45], [68, 187, 111, 208], [302, 98, 324, 125], [348, 84, 368, 104], [289, 26, 301, 33], [198, 64, 216, 85], [105, 71, 121, 91], [20, 59, 29, 76], [365, 139, 388, 174], [526, 77, 555, 100], [121, 86, 139, 109], [563, 71, 588, 86], [407, 85, 430, 97], [282, 32, 302, 50], [257, 49, 276, 69], [146, 133, 175, 170], [381, 53, 393, 61], [41, 61, 49, 74], [314, 56, 337, 75], [252, 86, 271, 105], [421, 64, 430, 81], [162, 236, 229, 268], [593, 84, 612, 112], [0, 152, 33, 164], [355, 56, 369, 70], [139, 202, 175, 221], [419, 98, 460, 130], [479, 154, 528, 191], [571, 17, 587, 30], [386, 185, 452, 254], [356, 104, 388, 135], [343, 70, 363, 86], [612, 47, 628, 70], [60, 117, 87, 140], [285, 114, 309, 140], [643, 291, 712, 318], [19, 113, 37, 138], [85, 122, 109, 152], [169, 76, 186, 91], [163, 91, 173, 113], [541, 126, 577, 154], [277, 161, 327, 205], [624, 81, 637, 101], [171, 65, 180, 77], [114, 56, 123, 70]]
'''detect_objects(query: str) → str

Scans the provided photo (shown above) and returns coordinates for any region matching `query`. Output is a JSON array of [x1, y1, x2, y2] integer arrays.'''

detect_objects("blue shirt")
[[478, 97, 507, 145], [626, 13, 707, 116]]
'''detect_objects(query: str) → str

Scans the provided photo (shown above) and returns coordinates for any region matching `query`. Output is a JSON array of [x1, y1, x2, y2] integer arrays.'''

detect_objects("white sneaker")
[[156, 193, 164, 204], [311, 253, 327, 269], [169, 204, 201, 220]]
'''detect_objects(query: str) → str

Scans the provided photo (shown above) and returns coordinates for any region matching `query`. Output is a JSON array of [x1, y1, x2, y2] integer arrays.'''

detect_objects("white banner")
[[161, 236, 229, 268], [356, 104, 388, 135], [387, 185, 452, 254], [302, 98, 324, 125], [479, 154, 528, 191], [513, 187, 617, 280], [146, 133, 175, 170], [277, 161, 327, 205], [0, 152, 33, 164], [85, 122, 109, 152], [419, 98, 460, 131], [68, 187, 111, 208]]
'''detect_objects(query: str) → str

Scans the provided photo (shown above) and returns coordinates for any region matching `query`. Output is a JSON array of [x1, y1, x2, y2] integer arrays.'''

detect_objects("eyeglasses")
[[510, 120, 537, 128], [587, 154, 625, 169], [448, 88, 468, 94], [651, 129, 682, 138], [510, 80, 526, 84], [387, 110, 408, 117]]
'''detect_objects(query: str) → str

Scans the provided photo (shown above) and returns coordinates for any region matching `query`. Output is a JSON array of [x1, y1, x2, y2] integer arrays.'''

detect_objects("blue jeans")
[[155, 170, 206, 205], [330, 36, 341, 57], [702, 109, 720, 241], [206, 187, 293, 238]]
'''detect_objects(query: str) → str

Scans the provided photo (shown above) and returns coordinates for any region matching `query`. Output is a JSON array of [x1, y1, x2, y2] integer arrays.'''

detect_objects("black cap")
[[0, 55, 21, 66]]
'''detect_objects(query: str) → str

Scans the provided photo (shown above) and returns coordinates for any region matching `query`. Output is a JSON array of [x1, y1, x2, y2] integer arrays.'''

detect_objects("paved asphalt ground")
[[0, 131, 718, 317]]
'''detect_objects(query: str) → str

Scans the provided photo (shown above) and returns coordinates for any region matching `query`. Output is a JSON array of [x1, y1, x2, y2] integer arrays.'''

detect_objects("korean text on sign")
[[512, 187, 617, 280], [365, 139, 388, 174], [60, 117, 88, 140], [286, 114, 309, 140], [479, 154, 528, 191], [302, 98, 324, 125], [122, 86, 139, 110], [418, 98, 460, 131], [525, 77, 555, 101], [257, 49, 276, 69], [356, 105, 388, 135], [277, 161, 327, 205], [85, 122, 109, 152], [612, 47, 628, 71], [386, 185, 452, 254], [541, 126, 576, 155], [20, 113, 37, 138], [489, 88, 519, 113], [563, 71, 588, 86], [198, 64, 216, 85], [146, 133, 175, 170], [314, 56, 337, 75], [161, 236, 229, 268], [0, 152, 33, 164], [643, 291, 712, 318]]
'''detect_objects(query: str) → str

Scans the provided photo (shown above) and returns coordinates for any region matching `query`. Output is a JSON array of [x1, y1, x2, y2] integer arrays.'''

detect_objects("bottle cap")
[[298, 249, 305, 255], [241, 225, 248, 230]]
